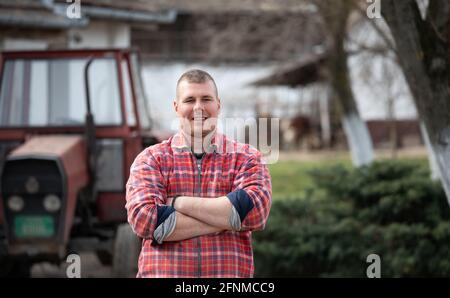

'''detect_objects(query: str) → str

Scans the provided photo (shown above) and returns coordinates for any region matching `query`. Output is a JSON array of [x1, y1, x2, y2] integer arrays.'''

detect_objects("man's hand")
[[166, 197, 175, 207]]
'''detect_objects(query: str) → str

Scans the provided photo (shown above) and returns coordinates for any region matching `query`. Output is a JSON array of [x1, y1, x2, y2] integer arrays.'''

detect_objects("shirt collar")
[[171, 130, 223, 154]]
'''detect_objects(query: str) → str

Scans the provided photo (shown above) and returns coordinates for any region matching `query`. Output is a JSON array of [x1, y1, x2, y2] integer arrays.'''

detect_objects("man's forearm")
[[164, 211, 223, 242], [173, 196, 233, 230]]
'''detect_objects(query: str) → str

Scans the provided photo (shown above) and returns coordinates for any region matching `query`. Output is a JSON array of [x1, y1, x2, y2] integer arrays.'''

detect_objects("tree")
[[381, 0, 450, 205], [316, 0, 374, 166]]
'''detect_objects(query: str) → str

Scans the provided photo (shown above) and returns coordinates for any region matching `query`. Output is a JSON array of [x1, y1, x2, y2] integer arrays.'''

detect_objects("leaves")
[[254, 160, 450, 277]]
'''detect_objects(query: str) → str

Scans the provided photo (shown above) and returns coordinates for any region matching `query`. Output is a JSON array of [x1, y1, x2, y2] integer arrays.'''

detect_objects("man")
[[126, 69, 272, 278]]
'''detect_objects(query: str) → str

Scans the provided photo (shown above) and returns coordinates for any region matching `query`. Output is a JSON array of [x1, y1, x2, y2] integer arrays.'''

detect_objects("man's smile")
[[191, 117, 208, 121]]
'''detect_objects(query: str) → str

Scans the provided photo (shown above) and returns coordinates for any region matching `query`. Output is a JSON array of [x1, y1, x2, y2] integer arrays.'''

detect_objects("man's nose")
[[193, 100, 204, 111]]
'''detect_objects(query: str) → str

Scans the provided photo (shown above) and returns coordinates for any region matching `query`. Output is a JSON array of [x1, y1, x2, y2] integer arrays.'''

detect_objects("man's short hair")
[[176, 69, 218, 98]]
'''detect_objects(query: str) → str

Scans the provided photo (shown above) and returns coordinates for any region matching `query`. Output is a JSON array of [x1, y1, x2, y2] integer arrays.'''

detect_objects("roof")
[[0, 48, 133, 58], [250, 52, 328, 87], [75, 0, 316, 14], [0, 0, 177, 29]]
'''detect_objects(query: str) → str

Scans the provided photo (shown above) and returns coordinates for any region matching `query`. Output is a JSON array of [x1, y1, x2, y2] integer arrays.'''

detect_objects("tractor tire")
[[96, 250, 112, 266], [112, 223, 141, 278], [0, 257, 31, 277]]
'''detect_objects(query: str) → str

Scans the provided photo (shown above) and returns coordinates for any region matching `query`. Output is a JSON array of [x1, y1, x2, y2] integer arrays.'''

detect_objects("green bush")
[[254, 160, 450, 277]]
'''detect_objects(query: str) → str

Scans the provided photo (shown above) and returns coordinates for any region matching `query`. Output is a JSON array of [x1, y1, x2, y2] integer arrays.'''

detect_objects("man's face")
[[174, 80, 221, 138]]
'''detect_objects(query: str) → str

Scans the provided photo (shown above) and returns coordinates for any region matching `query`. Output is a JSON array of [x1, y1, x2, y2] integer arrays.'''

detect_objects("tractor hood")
[[1, 136, 89, 254]]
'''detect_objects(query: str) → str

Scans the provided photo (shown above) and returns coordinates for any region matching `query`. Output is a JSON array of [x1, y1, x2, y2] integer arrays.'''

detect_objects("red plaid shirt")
[[126, 132, 272, 277]]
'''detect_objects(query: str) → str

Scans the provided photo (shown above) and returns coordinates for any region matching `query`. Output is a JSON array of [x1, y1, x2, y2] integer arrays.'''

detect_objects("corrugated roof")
[[68, 0, 315, 14], [0, 7, 88, 28], [250, 53, 328, 87], [0, 0, 177, 29]]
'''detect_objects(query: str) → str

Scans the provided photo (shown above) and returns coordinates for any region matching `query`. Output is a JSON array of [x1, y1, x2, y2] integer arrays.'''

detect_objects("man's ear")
[[173, 99, 178, 113]]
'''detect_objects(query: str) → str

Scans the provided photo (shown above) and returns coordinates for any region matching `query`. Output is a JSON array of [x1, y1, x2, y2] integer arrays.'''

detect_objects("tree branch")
[[351, 2, 398, 55]]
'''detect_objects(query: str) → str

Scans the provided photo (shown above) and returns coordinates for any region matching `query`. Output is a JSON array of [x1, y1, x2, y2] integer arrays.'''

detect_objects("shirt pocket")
[[207, 175, 233, 197]]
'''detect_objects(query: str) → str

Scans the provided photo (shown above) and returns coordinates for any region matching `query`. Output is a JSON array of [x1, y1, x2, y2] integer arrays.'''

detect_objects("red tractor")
[[0, 49, 162, 277]]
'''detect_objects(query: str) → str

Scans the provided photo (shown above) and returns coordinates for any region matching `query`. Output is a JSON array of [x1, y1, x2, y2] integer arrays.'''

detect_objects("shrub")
[[254, 160, 450, 277]]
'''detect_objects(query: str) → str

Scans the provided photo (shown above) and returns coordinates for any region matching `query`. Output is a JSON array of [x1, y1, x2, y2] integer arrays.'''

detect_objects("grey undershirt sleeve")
[[229, 205, 242, 231], [153, 212, 177, 244]]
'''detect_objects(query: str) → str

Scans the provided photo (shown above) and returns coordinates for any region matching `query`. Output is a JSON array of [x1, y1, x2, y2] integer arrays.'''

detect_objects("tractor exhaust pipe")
[[84, 58, 96, 179], [82, 58, 96, 229]]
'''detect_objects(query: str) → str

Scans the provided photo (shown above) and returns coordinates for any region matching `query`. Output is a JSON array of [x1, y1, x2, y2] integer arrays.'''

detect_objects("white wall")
[[1, 39, 48, 50], [68, 21, 130, 49], [1, 20, 130, 51]]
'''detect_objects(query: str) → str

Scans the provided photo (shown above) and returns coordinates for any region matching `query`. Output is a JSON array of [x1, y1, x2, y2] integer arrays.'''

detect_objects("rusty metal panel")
[[96, 139, 123, 192], [10, 135, 84, 158], [97, 192, 127, 223]]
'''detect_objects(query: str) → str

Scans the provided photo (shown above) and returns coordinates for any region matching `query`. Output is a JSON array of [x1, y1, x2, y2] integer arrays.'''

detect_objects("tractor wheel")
[[0, 257, 14, 277], [112, 223, 141, 278], [96, 250, 112, 266], [0, 257, 31, 277]]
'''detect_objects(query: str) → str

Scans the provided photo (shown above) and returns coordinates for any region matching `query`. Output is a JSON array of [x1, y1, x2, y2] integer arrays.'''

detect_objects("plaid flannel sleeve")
[[125, 149, 174, 240], [228, 151, 272, 231]]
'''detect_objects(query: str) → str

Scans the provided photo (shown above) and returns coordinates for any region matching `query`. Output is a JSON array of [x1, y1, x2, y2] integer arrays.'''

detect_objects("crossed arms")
[[125, 150, 272, 244], [164, 195, 233, 241]]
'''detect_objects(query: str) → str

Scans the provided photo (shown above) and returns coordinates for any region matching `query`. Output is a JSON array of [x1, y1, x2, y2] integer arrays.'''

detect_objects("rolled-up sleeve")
[[125, 149, 173, 240], [229, 151, 272, 231]]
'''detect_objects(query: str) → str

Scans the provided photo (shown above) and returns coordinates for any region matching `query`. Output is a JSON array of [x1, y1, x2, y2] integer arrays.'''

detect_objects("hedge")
[[254, 160, 450, 277]]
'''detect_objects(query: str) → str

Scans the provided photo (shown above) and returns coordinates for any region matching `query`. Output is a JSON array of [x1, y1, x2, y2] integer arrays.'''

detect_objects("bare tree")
[[381, 0, 450, 204], [351, 2, 441, 180], [315, 0, 374, 166]]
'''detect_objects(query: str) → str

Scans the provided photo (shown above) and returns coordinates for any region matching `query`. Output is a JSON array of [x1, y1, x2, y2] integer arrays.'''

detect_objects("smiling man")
[[125, 69, 272, 278]]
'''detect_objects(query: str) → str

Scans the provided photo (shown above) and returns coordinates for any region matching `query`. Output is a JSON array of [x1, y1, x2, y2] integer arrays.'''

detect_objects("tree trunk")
[[329, 34, 374, 166], [321, 0, 374, 166], [341, 112, 374, 166], [319, 88, 331, 148], [382, 0, 450, 204], [420, 121, 441, 181], [387, 95, 398, 159]]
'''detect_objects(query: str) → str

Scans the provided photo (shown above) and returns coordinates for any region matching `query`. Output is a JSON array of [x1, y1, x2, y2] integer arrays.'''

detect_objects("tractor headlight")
[[43, 194, 61, 212], [7, 196, 25, 212]]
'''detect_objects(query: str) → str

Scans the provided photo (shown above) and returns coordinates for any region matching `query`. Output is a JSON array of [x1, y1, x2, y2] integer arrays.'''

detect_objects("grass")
[[268, 154, 429, 199], [268, 159, 352, 199]]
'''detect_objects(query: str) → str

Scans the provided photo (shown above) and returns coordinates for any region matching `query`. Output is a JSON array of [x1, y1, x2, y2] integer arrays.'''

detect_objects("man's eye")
[[184, 99, 194, 103]]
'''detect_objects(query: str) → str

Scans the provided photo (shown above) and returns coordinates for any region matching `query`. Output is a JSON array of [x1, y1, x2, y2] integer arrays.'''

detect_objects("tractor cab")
[[0, 49, 159, 277]]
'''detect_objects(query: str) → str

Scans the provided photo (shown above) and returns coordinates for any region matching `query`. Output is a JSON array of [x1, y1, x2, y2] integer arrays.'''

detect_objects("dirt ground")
[[31, 252, 112, 278]]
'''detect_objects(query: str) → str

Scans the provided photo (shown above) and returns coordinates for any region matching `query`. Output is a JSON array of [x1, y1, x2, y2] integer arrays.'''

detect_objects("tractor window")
[[0, 58, 122, 127]]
